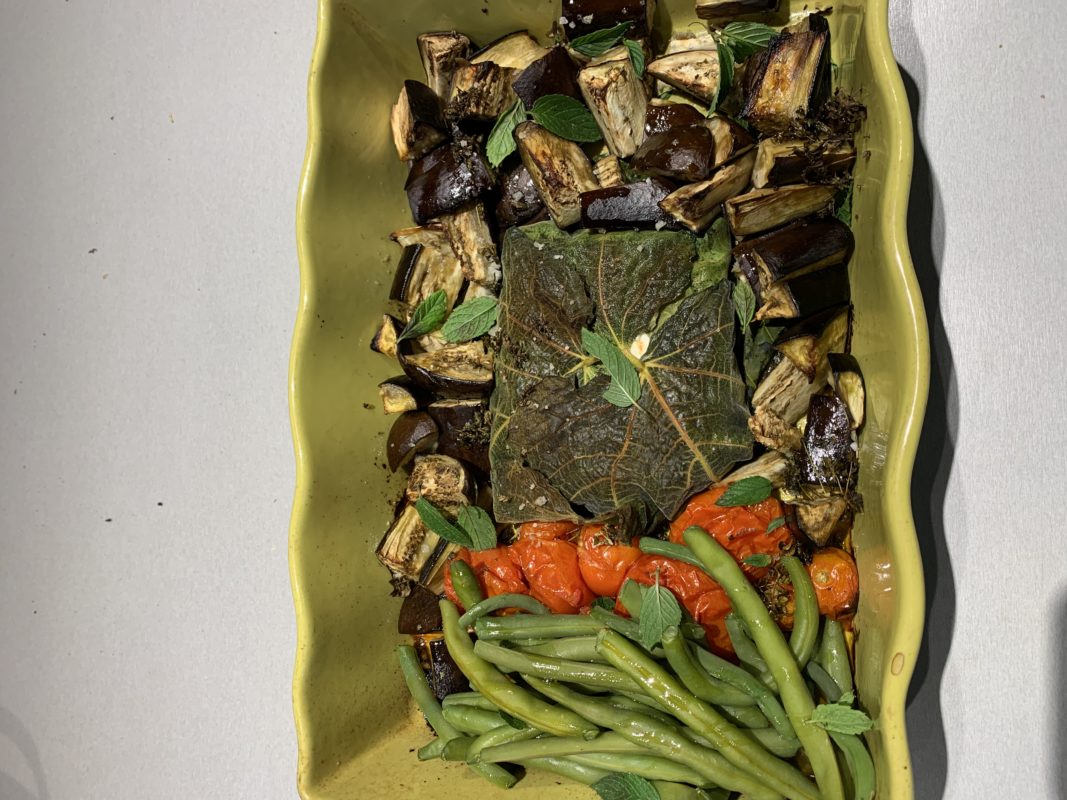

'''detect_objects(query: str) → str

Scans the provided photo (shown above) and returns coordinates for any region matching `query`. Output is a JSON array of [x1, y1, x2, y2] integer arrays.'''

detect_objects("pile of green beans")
[[398, 528, 875, 800]]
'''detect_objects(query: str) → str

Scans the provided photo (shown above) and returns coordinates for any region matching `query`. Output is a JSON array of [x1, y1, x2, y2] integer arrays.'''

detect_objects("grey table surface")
[[0, 1, 1064, 798]]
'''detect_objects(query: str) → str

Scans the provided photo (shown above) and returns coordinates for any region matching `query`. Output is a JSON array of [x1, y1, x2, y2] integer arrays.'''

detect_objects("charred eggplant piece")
[[647, 49, 720, 104], [399, 339, 495, 397], [758, 262, 851, 321], [828, 353, 865, 429], [512, 46, 581, 108], [662, 28, 719, 56], [447, 61, 516, 122], [378, 376, 423, 415], [577, 46, 648, 158], [387, 411, 439, 472], [442, 204, 500, 288], [594, 154, 625, 188], [405, 138, 494, 225], [741, 17, 831, 133], [370, 315, 401, 359], [644, 101, 706, 137], [560, 0, 655, 40], [389, 226, 466, 312], [631, 126, 717, 183], [794, 497, 849, 547], [696, 0, 779, 19], [495, 164, 546, 228], [514, 121, 599, 227], [470, 30, 548, 70], [398, 584, 444, 635], [773, 306, 850, 381], [580, 178, 676, 230], [752, 139, 857, 188], [377, 504, 460, 596], [733, 218, 854, 301], [658, 149, 756, 232], [390, 80, 448, 162], [428, 399, 491, 474], [405, 454, 475, 507], [705, 114, 755, 167], [417, 635, 471, 700], [725, 184, 837, 237], [716, 450, 793, 488], [418, 32, 472, 100], [793, 393, 858, 498]]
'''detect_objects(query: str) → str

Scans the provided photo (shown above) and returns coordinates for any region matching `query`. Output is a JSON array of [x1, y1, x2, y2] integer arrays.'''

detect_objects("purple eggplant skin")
[[404, 79, 447, 132], [782, 264, 851, 319], [427, 399, 492, 474], [580, 178, 678, 231], [397, 338, 495, 398], [386, 411, 439, 472], [495, 164, 546, 228], [422, 636, 470, 701], [696, 0, 779, 19], [398, 584, 444, 634], [513, 46, 582, 109], [389, 244, 423, 303], [560, 0, 654, 40], [796, 392, 856, 491], [643, 102, 706, 137], [630, 126, 717, 183], [733, 217, 855, 286], [405, 137, 495, 225]]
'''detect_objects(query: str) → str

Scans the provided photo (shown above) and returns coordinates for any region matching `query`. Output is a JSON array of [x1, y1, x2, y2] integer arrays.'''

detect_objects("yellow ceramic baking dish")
[[290, 0, 929, 796]]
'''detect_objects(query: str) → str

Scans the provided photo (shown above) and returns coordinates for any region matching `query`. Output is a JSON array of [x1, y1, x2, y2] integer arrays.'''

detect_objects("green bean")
[[396, 645, 516, 788], [748, 728, 801, 759], [819, 618, 854, 697], [440, 736, 475, 761], [782, 556, 819, 668], [806, 660, 843, 703], [520, 636, 608, 663], [684, 527, 845, 800], [474, 640, 642, 693], [478, 731, 648, 762], [605, 694, 685, 729], [448, 560, 484, 611], [690, 645, 796, 740], [661, 626, 755, 707], [466, 722, 540, 762], [525, 676, 783, 800], [474, 613, 603, 640], [441, 692, 499, 711], [589, 606, 642, 640], [440, 599, 599, 738], [568, 753, 711, 786], [458, 593, 550, 627], [416, 738, 446, 761], [638, 536, 706, 569], [655, 783, 728, 800], [597, 628, 820, 800], [726, 613, 777, 690], [719, 702, 770, 729], [830, 732, 876, 800], [680, 622, 708, 641], [520, 756, 608, 785], [441, 705, 505, 735]]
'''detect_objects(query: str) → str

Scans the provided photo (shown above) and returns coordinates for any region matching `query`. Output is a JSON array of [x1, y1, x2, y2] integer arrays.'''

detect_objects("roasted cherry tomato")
[[808, 547, 859, 619], [515, 521, 580, 541], [617, 554, 734, 656], [669, 485, 795, 577], [508, 537, 594, 614], [577, 524, 642, 597], [443, 546, 528, 609]]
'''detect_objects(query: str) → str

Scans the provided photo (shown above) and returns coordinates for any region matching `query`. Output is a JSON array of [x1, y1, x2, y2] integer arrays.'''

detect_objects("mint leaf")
[[721, 22, 779, 61], [531, 95, 603, 143], [743, 323, 783, 389], [457, 505, 498, 551], [569, 22, 633, 57], [766, 516, 786, 533], [836, 184, 853, 225], [638, 575, 682, 649], [486, 99, 527, 167], [733, 278, 756, 329], [808, 702, 875, 735], [582, 329, 642, 408], [742, 553, 772, 568], [716, 476, 774, 507], [398, 290, 447, 341], [692, 218, 731, 290], [624, 39, 645, 77], [592, 596, 616, 611], [592, 773, 660, 800], [414, 497, 472, 547], [441, 296, 499, 343], [839, 690, 856, 706], [714, 41, 735, 110]]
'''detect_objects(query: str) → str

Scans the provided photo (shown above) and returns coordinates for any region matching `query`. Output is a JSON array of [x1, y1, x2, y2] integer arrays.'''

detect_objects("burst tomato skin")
[[515, 521, 580, 541], [669, 485, 796, 578], [577, 525, 642, 598], [808, 547, 859, 619], [616, 554, 735, 656], [508, 537, 595, 614], [443, 546, 528, 610]]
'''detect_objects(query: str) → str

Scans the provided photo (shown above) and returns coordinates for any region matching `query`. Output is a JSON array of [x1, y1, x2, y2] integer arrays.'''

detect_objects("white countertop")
[[0, 1, 1064, 798]]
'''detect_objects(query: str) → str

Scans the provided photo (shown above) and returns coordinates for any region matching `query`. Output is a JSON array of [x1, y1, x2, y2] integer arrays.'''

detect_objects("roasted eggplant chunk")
[[733, 217, 854, 302], [376, 504, 460, 596], [631, 126, 717, 183], [428, 399, 491, 473], [389, 225, 466, 311], [387, 411, 439, 472], [470, 30, 548, 70], [397, 584, 443, 635], [447, 61, 516, 122], [405, 454, 474, 507], [390, 80, 448, 162], [514, 121, 599, 227], [580, 178, 676, 230], [644, 101, 706, 137], [418, 32, 471, 100], [704, 114, 755, 167], [828, 352, 865, 429], [741, 16, 831, 133], [370, 315, 401, 359], [513, 46, 582, 108], [399, 339, 495, 397], [717, 450, 793, 488], [379, 376, 423, 416], [793, 392, 858, 498], [752, 138, 857, 188], [577, 46, 648, 158], [696, 0, 779, 19], [647, 49, 721, 104], [758, 262, 851, 321], [725, 184, 837, 236], [795, 497, 849, 547], [594, 154, 625, 188], [495, 164, 546, 228], [442, 204, 501, 288], [560, 0, 655, 40], [405, 138, 494, 224], [658, 149, 756, 232], [773, 306, 850, 381]]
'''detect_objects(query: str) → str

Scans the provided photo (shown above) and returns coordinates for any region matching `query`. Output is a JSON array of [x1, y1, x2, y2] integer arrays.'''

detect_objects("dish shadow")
[[896, 50, 958, 800], [0, 708, 50, 800], [1058, 592, 1067, 799]]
